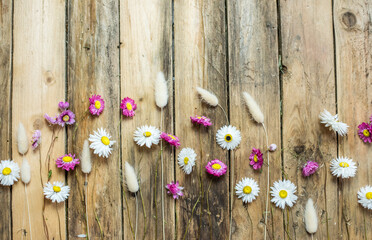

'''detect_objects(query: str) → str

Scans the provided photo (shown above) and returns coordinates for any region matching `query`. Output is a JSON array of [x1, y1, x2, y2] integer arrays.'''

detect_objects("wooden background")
[[0, 0, 371, 239]]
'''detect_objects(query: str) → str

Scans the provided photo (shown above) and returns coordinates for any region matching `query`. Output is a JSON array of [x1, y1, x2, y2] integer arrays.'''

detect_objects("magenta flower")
[[89, 95, 105, 116], [166, 181, 184, 199], [44, 114, 58, 125], [302, 161, 319, 177], [58, 101, 69, 110], [249, 148, 263, 170], [56, 153, 80, 171], [31, 130, 41, 150], [358, 122, 372, 143], [57, 110, 75, 127], [205, 159, 227, 177], [160, 132, 180, 147], [190, 115, 212, 127], [120, 97, 137, 117]]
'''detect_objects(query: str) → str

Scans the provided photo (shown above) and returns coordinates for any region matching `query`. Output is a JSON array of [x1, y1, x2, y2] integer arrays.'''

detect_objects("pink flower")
[[160, 132, 180, 147], [89, 95, 105, 116], [31, 130, 41, 150], [120, 97, 137, 117], [302, 161, 319, 177], [190, 115, 212, 127], [44, 113, 58, 125], [269, 144, 277, 152], [166, 181, 184, 199], [58, 101, 69, 110], [205, 159, 227, 177], [55, 153, 80, 171], [249, 148, 263, 170], [358, 122, 372, 143], [57, 110, 76, 127]]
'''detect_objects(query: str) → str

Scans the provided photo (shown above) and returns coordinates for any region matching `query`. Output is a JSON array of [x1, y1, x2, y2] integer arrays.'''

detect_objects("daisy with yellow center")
[[330, 157, 357, 179], [120, 97, 137, 117], [357, 185, 372, 209], [270, 179, 298, 209], [89, 128, 116, 158], [205, 159, 227, 177], [89, 94, 105, 116], [0, 160, 20, 186], [177, 148, 197, 174], [43, 181, 70, 203], [55, 153, 80, 171], [133, 125, 161, 148], [216, 125, 241, 150], [358, 122, 372, 143], [235, 177, 260, 203]]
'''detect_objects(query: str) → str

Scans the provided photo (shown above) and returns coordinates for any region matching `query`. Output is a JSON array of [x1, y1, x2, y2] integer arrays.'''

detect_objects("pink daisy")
[[58, 101, 69, 110], [358, 122, 372, 143], [44, 113, 58, 125], [249, 148, 263, 170], [190, 115, 212, 127], [31, 130, 41, 150], [55, 153, 80, 171], [205, 159, 227, 177], [160, 132, 180, 147], [165, 181, 184, 199], [120, 97, 137, 117], [302, 161, 319, 177], [57, 110, 76, 127], [89, 95, 105, 116]]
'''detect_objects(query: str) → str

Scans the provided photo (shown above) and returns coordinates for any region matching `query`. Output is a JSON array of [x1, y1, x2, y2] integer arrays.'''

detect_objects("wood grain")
[[120, 0, 174, 239], [67, 0, 122, 239], [174, 0, 229, 239], [12, 0, 67, 239], [280, 0, 338, 239], [334, 0, 372, 239], [0, 0, 12, 239], [228, 0, 282, 239]]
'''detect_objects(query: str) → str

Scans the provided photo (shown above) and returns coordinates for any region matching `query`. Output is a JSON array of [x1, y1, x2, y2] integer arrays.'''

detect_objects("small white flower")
[[357, 185, 372, 210], [319, 109, 348, 136], [330, 157, 357, 179], [216, 125, 241, 150], [269, 144, 277, 152], [43, 181, 70, 203], [177, 148, 197, 174], [133, 125, 161, 148], [89, 128, 116, 158], [270, 179, 298, 209], [0, 160, 20, 186], [235, 177, 260, 203]]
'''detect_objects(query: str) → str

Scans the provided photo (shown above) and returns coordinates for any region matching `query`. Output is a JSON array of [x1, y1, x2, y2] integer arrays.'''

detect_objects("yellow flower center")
[[224, 134, 232, 142], [366, 192, 372, 200], [339, 162, 349, 168], [126, 102, 133, 111], [363, 129, 370, 137], [62, 115, 70, 122], [279, 190, 288, 199], [62, 156, 73, 162], [101, 136, 110, 146], [168, 135, 176, 140], [254, 155, 258, 162], [212, 163, 221, 170], [53, 186, 61, 193], [143, 131, 152, 137], [94, 100, 101, 109], [2, 167, 11, 175], [243, 186, 252, 194], [184, 157, 189, 165]]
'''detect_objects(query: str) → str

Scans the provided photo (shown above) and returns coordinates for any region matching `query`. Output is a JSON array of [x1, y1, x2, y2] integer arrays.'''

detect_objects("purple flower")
[[205, 159, 227, 177], [302, 161, 319, 177], [57, 110, 75, 127], [120, 97, 137, 117], [58, 101, 69, 110], [249, 148, 263, 170], [160, 132, 180, 148], [55, 153, 80, 171], [89, 95, 105, 116], [166, 181, 184, 199], [269, 144, 277, 152], [31, 130, 41, 150], [44, 114, 58, 125], [358, 122, 372, 143], [190, 115, 212, 127]]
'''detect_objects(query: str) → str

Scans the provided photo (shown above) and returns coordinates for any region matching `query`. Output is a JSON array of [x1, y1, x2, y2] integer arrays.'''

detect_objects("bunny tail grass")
[[125, 162, 139, 193], [196, 87, 219, 107], [155, 72, 169, 109], [21, 158, 31, 184], [18, 123, 29, 155], [304, 198, 318, 234], [242, 92, 264, 124], [81, 140, 92, 174]]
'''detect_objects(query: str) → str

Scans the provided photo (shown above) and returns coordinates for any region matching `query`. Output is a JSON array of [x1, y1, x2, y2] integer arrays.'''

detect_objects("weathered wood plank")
[[334, 1, 372, 239], [228, 0, 282, 239], [174, 0, 228, 239], [67, 0, 122, 239], [0, 0, 12, 239], [12, 0, 67, 239], [120, 1, 173, 239], [280, 0, 338, 239]]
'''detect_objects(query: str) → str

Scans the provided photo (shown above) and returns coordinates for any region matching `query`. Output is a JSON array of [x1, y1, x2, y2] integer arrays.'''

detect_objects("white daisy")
[[88, 128, 116, 158], [357, 185, 372, 210], [330, 157, 357, 179], [235, 177, 260, 203], [0, 160, 20, 186], [133, 125, 161, 148], [177, 148, 197, 174], [216, 125, 241, 150], [319, 109, 349, 136], [270, 179, 298, 209], [43, 181, 70, 203]]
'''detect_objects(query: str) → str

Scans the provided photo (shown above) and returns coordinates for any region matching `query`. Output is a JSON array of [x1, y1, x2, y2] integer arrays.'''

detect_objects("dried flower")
[[58, 101, 69, 110], [330, 157, 357, 179], [357, 185, 372, 210], [196, 87, 219, 107], [205, 159, 227, 177], [31, 130, 41, 150], [319, 109, 348, 136], [270, 179, 298, 209], [302, 161, 319, 177], [242, 92, 264, 124], [81, 140, 92, 174], [358, 122, 372, 143], [57, 110, 76, 127], [0, 160, 20, 186], [133, 125, 161, 148], [44, 181, 70, 203], [21, 158, 31, 184], [89, 95, 105, 116], [120, 97, 137, 117], [166, 181, 184, 199], [177, 148, 197, 174], [161, 132, 180, 148], [216, 125, 241, 150], [155, 72, 168, 108], [125, 162, 139, 193], [190, 115, 212, 127], [56, 154, 80, 171], [269, 144, 277, 152], [304, 198, 318, 234], [235, 177, 260, 203], [89, 128, 116, 158], [17, 123, 29, 155], [249, 148, 263, 170]]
